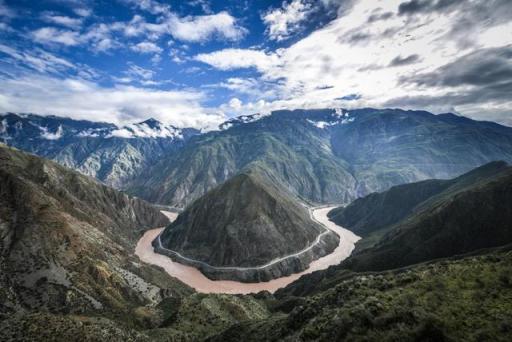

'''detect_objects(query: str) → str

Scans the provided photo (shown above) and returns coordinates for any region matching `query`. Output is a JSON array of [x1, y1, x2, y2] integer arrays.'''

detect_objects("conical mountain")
[[156, 169, 339, 282]]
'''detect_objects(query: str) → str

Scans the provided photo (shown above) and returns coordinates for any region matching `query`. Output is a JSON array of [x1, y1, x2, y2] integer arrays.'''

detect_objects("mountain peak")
[[139, 118, 162, 128], [156, 170, 339, 282]]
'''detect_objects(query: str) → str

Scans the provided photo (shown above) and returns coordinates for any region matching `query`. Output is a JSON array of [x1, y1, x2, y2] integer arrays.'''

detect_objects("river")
[[135, 206, 360, 294]]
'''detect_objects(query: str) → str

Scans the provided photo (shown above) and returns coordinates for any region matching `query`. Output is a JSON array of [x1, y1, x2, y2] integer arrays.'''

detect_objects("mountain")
[[0, 144, 192, 329], [278, 161, 512, 300], [0, 113, 199, 188], [329, 161, 510, 250], [129, 108, 512, 207], [341, 162, 512, 272], [156, 169, 339, 282]]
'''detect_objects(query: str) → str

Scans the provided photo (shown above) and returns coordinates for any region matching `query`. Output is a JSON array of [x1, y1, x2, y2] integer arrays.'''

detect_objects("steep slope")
[[343, 164, 512, 272], [329, 161, 509, 249], [130, 108, 512, 207], [0, 144, 192, 325], [156, 170, 339, 282], [0, 113, 198, 188]]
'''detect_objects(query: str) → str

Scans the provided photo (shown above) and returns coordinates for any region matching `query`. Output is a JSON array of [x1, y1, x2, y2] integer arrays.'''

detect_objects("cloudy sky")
[[0, 0, 511, 128]]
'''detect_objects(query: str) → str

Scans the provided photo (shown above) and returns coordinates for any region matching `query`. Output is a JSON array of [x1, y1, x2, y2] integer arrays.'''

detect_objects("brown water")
[[135, 207, 360, 294]]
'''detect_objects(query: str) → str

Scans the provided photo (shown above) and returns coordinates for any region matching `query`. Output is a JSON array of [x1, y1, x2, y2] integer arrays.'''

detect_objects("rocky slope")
[[0, 113, 198, 188], [130, 108, 512, 207], [0, 144, 192, 329], [156, 170, 339, 282]]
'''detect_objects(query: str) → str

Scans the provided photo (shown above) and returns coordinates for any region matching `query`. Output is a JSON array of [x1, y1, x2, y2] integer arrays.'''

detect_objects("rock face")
[[132, 108, 512, 208], [0, 144, 191, 320], [155, 170, 339, 282]]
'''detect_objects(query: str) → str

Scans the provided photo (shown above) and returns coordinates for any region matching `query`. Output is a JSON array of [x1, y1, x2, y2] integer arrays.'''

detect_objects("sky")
[[0, 0, 511, 129]]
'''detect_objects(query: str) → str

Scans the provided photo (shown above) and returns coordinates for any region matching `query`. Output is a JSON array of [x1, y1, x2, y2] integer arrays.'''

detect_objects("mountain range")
[[0, 113, 199, 188], [3, 109, 512, 210], [130, 108, 512, 208], [2, 108, 512, 341]]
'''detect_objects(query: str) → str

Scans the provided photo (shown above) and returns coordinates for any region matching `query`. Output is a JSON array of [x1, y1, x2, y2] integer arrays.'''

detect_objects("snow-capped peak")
[[219, 112, 270, 130], [307, 109, 355, 129], [40, 125, 64, 140], [108, 120, 184, 139]]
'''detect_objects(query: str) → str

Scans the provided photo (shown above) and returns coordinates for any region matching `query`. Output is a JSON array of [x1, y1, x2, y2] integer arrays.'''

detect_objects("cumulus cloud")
[[262, 0, 313, 41], [194, 49, 280, 72], [0, 74, 225, 128], [109, 9, 246, 43], [73, 8, 92, 17], [131, 41, 163, 54], [167, 11, 247, 42]]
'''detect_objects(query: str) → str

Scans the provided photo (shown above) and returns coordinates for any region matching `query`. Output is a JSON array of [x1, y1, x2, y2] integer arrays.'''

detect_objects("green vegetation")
[[211, 249, 512, 341]]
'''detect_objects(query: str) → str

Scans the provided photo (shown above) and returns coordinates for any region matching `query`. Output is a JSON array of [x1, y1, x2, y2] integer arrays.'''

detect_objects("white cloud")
[[126, 64, 155, 80], [73, 8, 92, 17], [262, 0, 313, 41], [122, 0, 171, 15], [0, 74, 225, 129], [0, 0, 15, 18], [0, 44, 75, 74], [228, 97, 243, 110], [41, 13, 83, 29], [32, 27, 81, 46], [194, 48, 280, 72], [131, 41, 163, 54], [39, 124, 64, 140], [167, 11, 246, 42], [197, 0, 512, 124], [31, 23, 120, 52]]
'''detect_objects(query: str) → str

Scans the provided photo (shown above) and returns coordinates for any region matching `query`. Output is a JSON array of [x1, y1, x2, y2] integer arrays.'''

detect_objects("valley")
[[1, 108, 512, 341], [2, 0, 512, 340]]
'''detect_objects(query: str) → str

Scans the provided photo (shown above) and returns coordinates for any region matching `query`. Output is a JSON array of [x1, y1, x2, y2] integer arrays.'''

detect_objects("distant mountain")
[[0, 113, 199, 188], [156, 169, 339, 282], [130, 108, 512, 207], [0, 144, 191, 321]]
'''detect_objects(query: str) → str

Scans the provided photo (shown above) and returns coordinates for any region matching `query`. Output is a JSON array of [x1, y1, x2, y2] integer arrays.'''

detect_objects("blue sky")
[[0, 0, 511, 128]]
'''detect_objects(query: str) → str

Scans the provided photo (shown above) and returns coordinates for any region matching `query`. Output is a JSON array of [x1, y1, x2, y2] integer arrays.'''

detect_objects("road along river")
[[135, 207, 360, 294]]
